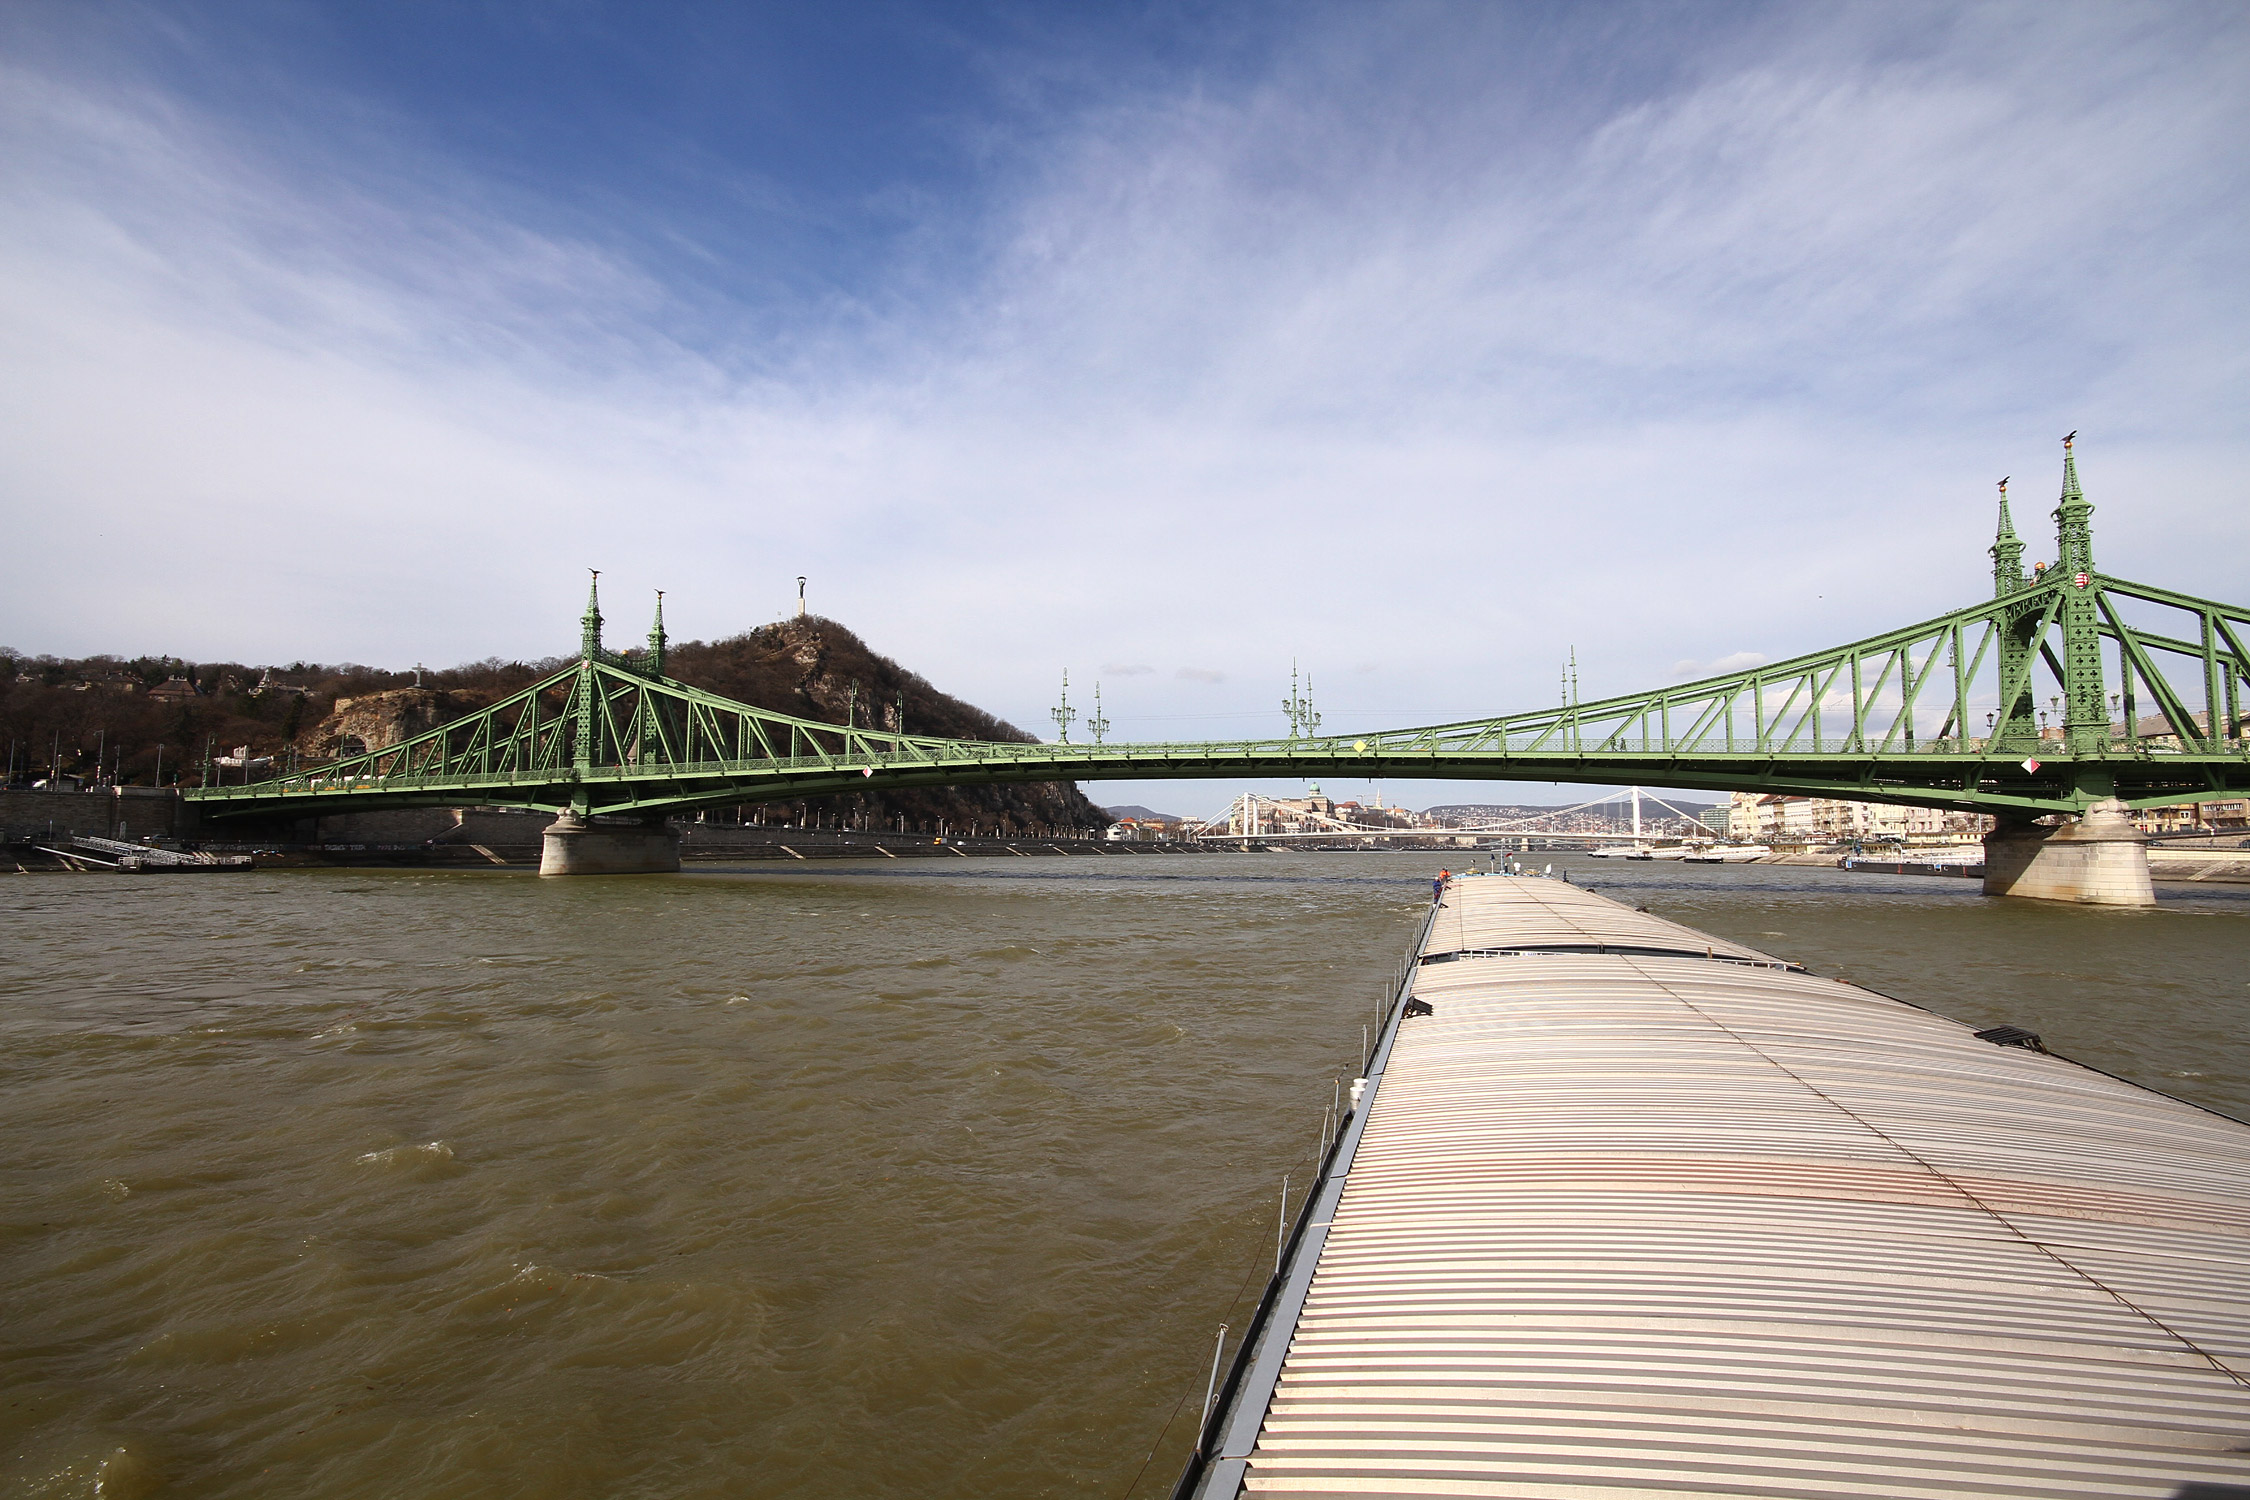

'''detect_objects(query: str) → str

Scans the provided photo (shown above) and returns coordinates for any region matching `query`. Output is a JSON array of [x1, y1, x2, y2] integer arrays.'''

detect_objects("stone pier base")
[[1982, 798, 2154, 907], [539, 812, 682, 876]]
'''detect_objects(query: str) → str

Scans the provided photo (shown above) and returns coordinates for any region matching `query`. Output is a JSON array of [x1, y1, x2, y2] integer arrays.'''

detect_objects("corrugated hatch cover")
[[1225, 875, 2250, 1499]]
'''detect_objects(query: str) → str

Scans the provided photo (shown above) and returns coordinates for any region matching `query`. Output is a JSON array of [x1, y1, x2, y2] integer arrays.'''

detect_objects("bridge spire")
[[571, 572, 603, 802], [2049, 432, 2107, 753], [646, 591, 667, 676], [1989, 478, 2024, 597], [581, 570, 604, 660], [2052, 430, 2093, 577]]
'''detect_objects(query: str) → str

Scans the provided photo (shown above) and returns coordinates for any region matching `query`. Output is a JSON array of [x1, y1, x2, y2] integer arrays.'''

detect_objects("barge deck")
[[1182, 873, 2250, 1499]]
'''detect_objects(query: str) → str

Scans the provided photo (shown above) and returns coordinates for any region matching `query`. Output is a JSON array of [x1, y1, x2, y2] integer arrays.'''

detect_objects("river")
[[5, 853, 2245, 1498]]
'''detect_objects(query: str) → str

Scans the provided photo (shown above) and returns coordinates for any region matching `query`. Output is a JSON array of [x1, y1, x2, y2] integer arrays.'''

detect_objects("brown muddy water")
[[5, 853, 2247, 1499]]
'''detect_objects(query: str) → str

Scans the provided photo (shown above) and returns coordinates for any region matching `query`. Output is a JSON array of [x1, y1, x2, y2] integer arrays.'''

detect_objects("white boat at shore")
[[1682, 844, 1772, 863]]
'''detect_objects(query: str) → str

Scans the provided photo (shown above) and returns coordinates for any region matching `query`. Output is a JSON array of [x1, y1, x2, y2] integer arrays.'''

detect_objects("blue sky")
[[3, 2, 2246, 816]]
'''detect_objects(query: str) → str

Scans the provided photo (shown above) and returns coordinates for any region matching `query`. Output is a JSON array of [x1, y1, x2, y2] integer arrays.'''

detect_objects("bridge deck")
[[1191, 875, 2250, 1499]]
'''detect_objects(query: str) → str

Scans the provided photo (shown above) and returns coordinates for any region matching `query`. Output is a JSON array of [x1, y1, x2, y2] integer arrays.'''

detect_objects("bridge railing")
[[187, 724, 2245, 805]]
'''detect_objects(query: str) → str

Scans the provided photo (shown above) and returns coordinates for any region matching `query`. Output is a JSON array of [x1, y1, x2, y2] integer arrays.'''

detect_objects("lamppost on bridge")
[[1283, 662, 1321, 739], [1052, 671, 1076, 743]]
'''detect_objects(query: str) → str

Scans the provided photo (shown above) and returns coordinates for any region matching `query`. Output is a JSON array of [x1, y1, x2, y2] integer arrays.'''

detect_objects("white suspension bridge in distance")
[[1192, 784, 1724, 848]]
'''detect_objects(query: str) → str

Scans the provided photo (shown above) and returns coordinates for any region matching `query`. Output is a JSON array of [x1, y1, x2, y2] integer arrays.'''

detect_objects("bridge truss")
[[190, 447, 2248, 825]]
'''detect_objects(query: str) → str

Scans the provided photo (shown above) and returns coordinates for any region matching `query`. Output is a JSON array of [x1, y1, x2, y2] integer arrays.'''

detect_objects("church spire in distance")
[[2052, 430, 2094, 578], [581, 570, 604, 659], [1989, 477, 2024, 597]]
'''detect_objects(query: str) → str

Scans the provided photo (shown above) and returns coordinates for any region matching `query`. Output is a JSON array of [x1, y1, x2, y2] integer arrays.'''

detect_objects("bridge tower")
[[1982, 437, 2149, 905], [541, 570, 683, 875]]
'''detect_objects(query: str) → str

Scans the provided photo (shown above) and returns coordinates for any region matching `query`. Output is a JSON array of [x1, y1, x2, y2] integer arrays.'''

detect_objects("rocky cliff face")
[[308, 688, 476, 759]]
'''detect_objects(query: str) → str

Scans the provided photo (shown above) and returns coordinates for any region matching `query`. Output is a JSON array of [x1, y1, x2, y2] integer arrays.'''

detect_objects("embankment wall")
[[1, 787, 180, 842]]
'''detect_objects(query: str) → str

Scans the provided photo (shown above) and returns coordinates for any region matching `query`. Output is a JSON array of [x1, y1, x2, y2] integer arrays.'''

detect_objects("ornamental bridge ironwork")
[[188, 440, 2248, 827]]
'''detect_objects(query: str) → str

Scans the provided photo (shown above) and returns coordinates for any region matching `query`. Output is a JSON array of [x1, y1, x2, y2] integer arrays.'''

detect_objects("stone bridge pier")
[[1982, 797, 2154, 907], [539, 811, 681, 876]]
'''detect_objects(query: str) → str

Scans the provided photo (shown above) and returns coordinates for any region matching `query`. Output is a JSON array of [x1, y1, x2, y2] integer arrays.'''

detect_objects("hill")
[[1103, 804, 1189, 823], [0, 618, 1106, 834]]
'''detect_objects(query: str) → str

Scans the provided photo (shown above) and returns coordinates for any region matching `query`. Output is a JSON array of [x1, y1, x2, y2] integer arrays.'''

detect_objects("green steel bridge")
[[188, 442, 2247, 827]]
